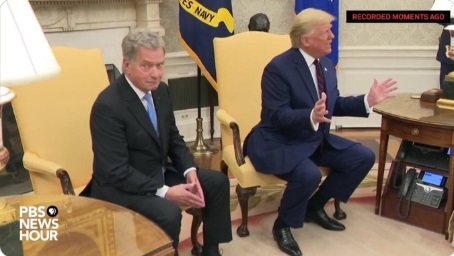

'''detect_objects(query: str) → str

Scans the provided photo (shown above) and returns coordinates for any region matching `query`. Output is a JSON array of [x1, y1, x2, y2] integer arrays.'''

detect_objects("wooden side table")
[[374, 93, 454, 236]]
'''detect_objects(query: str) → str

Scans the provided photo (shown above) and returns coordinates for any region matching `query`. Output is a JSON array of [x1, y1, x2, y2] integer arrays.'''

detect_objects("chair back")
[[214, 32, 291, 148], [11, 47, 109, 194]]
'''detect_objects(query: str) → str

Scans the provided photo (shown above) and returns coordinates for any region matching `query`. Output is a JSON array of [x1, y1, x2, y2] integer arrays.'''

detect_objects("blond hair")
[[289, 8, 335, 48]]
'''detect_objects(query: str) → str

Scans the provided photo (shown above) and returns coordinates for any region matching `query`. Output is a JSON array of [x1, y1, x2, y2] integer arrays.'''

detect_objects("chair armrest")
[[23, 152, 62, 176], [216, 109, 246, 166], [23, 152, 75, 195], [56, 170, 76, 195], [216, 108, 236, 126]]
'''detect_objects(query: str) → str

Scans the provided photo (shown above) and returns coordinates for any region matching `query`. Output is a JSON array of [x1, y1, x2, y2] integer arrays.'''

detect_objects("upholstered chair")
[[11, 47, 203, 255], [213, 32, 345, 237]]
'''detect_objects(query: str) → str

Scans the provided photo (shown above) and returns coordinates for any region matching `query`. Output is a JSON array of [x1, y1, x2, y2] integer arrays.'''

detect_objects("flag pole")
[[189, 67, 217, 155]]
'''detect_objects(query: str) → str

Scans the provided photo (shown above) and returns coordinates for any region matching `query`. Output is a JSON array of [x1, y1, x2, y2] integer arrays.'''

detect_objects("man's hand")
[[165, 183, 205, 208], [185, 171, 205, 206], [366, 78, 398, 107], [448, 46, 454, 58], [312, 93, 331, 125]]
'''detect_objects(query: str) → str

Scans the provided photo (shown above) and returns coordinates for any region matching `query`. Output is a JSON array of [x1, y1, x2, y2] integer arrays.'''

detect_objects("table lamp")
[[0, 0, 61, 219]]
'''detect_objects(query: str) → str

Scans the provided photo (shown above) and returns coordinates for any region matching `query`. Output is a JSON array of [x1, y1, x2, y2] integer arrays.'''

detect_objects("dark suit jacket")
[[244, 48, 368, 175], [437, 28, 454, 66], [89, 75, 195, 207]]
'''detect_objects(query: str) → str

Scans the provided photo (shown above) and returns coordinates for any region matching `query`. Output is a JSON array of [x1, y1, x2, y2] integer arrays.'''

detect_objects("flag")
[[179, 0, 234, 91], [295, 0, 339, 66]]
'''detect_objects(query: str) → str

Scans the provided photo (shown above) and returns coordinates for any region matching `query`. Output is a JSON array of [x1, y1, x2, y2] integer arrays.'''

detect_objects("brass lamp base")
[[0, 147, 13, 224], [189, 118, 218, 156], [436, 98, 454, 110], [0, 202, 15, 224]]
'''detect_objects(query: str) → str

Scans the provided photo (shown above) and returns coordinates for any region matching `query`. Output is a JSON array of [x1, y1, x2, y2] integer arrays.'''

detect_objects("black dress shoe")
[[305, 209, 345, 231], [200, 251, 221, 256], [272, 227, 302, 256], [201, 248, 222, 256]]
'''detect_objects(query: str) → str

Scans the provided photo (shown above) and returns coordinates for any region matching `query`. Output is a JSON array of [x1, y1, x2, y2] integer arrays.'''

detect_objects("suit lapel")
[[293, 50, 318, 103], [118, 76, 161, 144]]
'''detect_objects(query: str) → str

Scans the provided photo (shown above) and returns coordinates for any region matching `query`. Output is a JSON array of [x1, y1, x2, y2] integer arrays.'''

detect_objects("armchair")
[[11, 47, 203, 255], [213, 32, 346, 237], [12, 47, 107, 195]]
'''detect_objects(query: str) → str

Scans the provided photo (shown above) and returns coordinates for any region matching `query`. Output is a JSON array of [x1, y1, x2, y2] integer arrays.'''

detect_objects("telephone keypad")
[[410, 184, 444, 208]]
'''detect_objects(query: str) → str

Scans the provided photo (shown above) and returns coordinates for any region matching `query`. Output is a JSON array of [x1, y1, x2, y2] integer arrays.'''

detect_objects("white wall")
[[34, 0, 442, 138], [334, 46, 439, 128]]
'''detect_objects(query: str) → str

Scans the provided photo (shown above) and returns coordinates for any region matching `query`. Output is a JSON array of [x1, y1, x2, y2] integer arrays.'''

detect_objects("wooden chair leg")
[[236, 185, 257, 237], [220, 160, 228, 176], [185, 208, 203, 256], [333, 199, 347, 220]]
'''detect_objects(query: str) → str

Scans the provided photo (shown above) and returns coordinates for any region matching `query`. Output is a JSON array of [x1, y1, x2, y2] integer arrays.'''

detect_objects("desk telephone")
[[397, 168, 447, 218], [398, 168, 417, 201]]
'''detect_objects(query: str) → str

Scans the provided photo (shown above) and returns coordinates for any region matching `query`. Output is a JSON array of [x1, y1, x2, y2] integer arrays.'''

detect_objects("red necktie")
[[314, 59, 327, 152], [313, 59, 326, 97]]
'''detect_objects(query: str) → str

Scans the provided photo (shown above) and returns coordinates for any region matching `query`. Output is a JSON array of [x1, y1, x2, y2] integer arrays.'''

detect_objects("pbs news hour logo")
[[19, 205, 59, 241]]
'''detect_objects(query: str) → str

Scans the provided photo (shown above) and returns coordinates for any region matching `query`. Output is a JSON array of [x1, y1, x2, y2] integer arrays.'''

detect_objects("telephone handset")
[[397, 168, 417, 219], [398, 168, 417, 200]]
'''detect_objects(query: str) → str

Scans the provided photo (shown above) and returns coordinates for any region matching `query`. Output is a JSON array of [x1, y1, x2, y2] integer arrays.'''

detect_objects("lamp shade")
[[0, 0, 61, 87], [431, 0, 454, 17]]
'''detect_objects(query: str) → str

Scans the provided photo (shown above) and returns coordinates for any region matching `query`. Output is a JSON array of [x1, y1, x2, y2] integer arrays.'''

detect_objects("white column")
[[135, 0, 165, 36]]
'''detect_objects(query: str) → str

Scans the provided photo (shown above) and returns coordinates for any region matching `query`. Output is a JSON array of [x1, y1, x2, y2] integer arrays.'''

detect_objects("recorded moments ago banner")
[[346, 10, 450, 23]]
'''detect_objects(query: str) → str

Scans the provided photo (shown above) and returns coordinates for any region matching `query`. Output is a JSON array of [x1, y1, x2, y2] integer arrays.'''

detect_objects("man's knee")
[[287, 165, 322, 191], [213, 170, 230, 187], [150, 204, 182, 234], [307, 169, 323, 190], [204, 170, 230, 190], [361, 146, 376, 169], [166, 206, 183, 223]]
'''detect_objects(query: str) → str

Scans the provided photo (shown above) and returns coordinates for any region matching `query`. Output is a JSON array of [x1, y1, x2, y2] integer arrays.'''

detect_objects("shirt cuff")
[[156, 185, 169, 198], [310, 108, 319, 131], [364, 93, 373, 113], [183, 167, 197, 177]]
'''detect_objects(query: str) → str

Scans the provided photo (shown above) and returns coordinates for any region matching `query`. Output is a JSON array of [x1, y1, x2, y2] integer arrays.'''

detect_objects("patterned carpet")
[[178, 137, 399, 252], [178, 137, 454, 256], [179, 198, 452, 256]]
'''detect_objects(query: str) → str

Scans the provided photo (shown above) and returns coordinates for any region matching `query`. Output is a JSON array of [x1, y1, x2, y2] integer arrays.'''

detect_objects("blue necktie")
[[144, 93, 159, 135]]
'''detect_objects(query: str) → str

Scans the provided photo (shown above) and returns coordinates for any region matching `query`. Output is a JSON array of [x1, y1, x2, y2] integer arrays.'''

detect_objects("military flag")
[[179, 0, 234, 91]]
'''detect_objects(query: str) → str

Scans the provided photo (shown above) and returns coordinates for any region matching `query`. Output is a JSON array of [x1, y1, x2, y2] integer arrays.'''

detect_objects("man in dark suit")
[[432, 0, 454, 88], [244, 8, 397, 256], [437, 26, 454, 88], [89, 29, 232, 256]]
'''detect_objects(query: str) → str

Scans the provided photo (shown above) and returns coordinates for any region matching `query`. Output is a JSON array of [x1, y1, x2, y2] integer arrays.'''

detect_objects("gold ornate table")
[[0, 195, 174, 256]]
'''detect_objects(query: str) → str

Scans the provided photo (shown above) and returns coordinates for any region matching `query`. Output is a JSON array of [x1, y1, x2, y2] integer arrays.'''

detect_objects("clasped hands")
[[312, 78, 398, 125], [165, 171, 206, 208]]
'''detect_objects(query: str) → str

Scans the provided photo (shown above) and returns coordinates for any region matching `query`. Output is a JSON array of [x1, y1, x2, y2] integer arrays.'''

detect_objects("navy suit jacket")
[[244, 48, 368, 175], [437, 29, 454, 66], [89, 75, 195, 207]]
